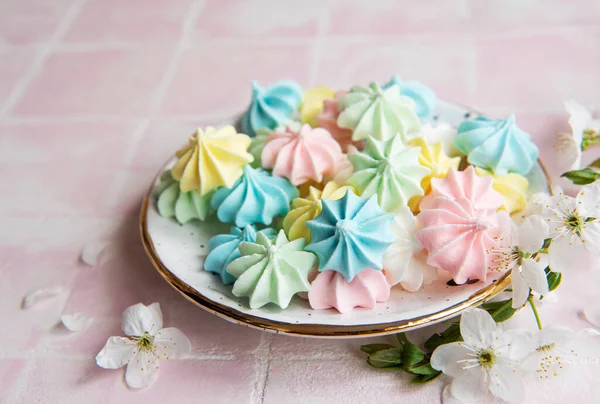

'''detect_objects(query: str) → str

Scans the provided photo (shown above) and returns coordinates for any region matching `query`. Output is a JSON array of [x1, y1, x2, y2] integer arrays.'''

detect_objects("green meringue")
[[249, 127, 270, 168], [226, 230, 317, 309], [156, 170, 214, 224], [337, 82, 420, 142], [347, 135, 430, 213]]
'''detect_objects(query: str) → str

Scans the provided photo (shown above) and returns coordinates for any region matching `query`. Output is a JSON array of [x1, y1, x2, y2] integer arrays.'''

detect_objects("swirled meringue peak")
[[205, 225, 276, 285], [283, 181, 356, 243], [382, 75, 437, 118], [262, 122, 343, 185], [337, 82, 420, 142], [347, 135, 430, 213], [248, 127, 270, 168], [308, 269, 391, 313], [419, 166, 504, 218], [171, 126, 253, 195], [475, 167, 529, 214], [299, 85, 336, 127], [226, 230, 317, 309], [305, 191, 395, 282], [415, 196, 500, 284], [455, 114, 539, 175], [156, 170, 214, 224], [211, 165, 298, 227], [241, 80, 303, 137], [315, 91, 356, 152]]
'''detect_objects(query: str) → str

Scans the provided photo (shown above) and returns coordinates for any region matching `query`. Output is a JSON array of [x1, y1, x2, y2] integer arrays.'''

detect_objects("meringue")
[[283, 182, 355, 243], [337, 82, 420, 142], [308, 269, 391, 313], [455, 114, 539, 176], [261, 122, 343, 185], [171, 126, 253, 195], [227, 230, 317, 309], [419, 166, 504, 218], [475, 167, 529, 214], [382, 206, 437, 291], [205, 225, 276, 285], [382, 75, 437, 118], [414, 122, 462, 157], [211, 165, 298, 227], [305, 191, 395, 282], [299, 86, 336, 127], [241, 80, 303, 137], [415, 196, 500, 284], [347, 135, 430, 213], [315, 91, 355, 152], [156, 170, 214, 224], [248, 127, 270, 168], [410, 138, 461, 192]]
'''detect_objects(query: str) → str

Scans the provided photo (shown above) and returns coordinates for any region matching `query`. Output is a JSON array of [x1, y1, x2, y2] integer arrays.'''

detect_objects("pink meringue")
[[308, 269, 391, 313], [262, 123, 343, 186], [419, 166, 504, 218], [415, 196, 500, 284], [315, 91, 356, 152]]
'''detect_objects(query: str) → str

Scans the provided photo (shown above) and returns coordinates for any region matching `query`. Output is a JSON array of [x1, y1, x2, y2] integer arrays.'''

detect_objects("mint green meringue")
[[455, 114, 539, 176], [226, 230, 317, 309], [337, 82, 420, 142], [347, 135, 430, 212], [248, 128, 270, 168], [156, 171, 213, 224]]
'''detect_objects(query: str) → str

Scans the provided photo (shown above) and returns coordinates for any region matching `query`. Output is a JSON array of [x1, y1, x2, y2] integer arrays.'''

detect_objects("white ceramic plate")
[[140, 100, 550, 338]]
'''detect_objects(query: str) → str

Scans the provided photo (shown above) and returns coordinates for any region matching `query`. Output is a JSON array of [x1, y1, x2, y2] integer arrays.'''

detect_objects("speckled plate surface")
[[140, 100, 551, 338]]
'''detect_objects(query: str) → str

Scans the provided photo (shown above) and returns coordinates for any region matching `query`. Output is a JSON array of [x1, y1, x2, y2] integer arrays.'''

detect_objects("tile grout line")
[[250, 333, 274, 404], [0, 0, 89, 122]]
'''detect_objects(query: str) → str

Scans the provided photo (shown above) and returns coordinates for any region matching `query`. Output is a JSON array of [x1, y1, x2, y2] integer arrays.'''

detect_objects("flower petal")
[[430, 342, 474, 377], [96, 336, 137, 369], [21, 286, 68, 310], [487, 365, 525, 404], [583, 306, 600, 328], [511, 268, 529, 309], [154, 327, 192, 359], [518, 215, 548, 253], [449, 370, 490, 403], [502, 329, 537, 362], [577, 182, 600, 218], [122, 303, 163, 337], [581, 220, 600, 256], [125, 350, 159, 389], [61, 313, 93, 332], [460, 308, 497, 348], [80, 240, 108, 266], [521, 258, 549, 296], [548, 234, 584, 273]]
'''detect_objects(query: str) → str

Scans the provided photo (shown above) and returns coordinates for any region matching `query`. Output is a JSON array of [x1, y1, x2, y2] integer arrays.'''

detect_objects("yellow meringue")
[[474, 167, 529, 214], [299, 86, 336, 127], [171, 126, 253, 195], [283, 182, 355, 242]]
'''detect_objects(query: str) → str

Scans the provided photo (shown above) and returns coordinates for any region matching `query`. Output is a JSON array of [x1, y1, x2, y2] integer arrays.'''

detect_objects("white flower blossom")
[[543, 182, 600, 274], [489, 212, 549, 308], [96, 303, 191, 389], [382, 206, 437, 291], [431, 308, 536, 404]]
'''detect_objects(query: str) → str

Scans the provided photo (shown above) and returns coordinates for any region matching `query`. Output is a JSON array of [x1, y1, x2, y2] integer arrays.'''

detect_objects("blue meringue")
[[241, 80, 303, 137], [204, 225, 276, 285], [455, 114, 539, 176], [305, 191, 395, 282], [382, 75, 437, 118], [211, 165, 298, 227]]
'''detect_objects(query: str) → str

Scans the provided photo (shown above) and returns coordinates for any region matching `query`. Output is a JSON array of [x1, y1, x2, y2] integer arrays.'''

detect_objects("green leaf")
[[360, 344, 396, 354], [406, 362, 439, 376], [482, 298, 517, 322], [411, 371, 442, 383], [424, 323, 461, 352], [546, 270, 562, 292], [395, 333, 409, 346], [561, 168, 600, 185], [366, 348, 404, 368], [401, 343, 425, 367]]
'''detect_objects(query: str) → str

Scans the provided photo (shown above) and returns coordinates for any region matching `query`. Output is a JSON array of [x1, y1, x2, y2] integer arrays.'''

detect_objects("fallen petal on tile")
[[80, 240, 108, 266], [583, 306, 600, 329], [61, 313, 94, 332], [22, 287, 69, 310]]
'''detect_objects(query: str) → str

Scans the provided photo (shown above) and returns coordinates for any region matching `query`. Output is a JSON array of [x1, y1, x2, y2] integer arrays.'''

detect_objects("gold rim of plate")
[[140, 150, 552, 338]]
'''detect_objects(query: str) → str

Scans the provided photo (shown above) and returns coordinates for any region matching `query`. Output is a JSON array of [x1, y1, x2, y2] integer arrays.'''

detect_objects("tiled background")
[[1, 1, 600, 403]]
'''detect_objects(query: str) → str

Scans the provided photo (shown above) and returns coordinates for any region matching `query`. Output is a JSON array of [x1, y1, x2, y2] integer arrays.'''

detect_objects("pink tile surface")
[[1, 1, 600, 403]]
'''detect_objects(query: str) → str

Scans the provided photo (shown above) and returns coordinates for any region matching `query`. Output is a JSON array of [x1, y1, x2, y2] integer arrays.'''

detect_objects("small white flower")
[[382, 206, 437, 291], [431, 308, 536, 404], [511, 192, 551, 225], [522, 326, 598, 380], [96, 303, 191, 389], [556, 101, 588, 171], [543, 182, 600, 274], [489, 212, 549, 308]]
